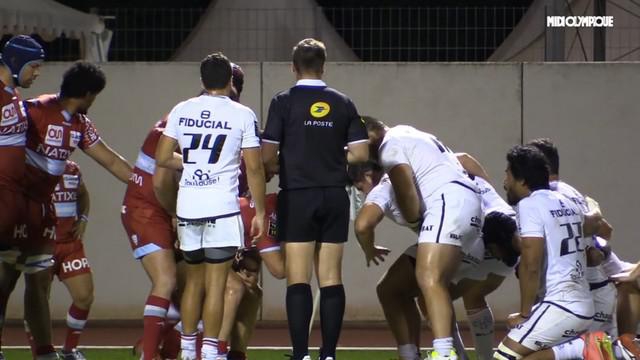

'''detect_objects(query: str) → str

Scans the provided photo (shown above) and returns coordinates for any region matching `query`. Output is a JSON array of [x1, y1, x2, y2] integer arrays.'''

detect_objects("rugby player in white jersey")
[[494, 145, 611, 360], [350, 161, 515, 360], [156, 52, 266, 360], [527, 138, 618, 339], [364, 117, 482, 359]]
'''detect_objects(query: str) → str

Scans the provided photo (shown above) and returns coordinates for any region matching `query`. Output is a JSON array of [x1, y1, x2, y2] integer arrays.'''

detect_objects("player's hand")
[[363, 245, 391, 267], [610, 267, 640, 283], [250, 215, 265, 244], [72, 219, 88, 240], [237, 269, 259, 289], [507, 312, 529, 329]]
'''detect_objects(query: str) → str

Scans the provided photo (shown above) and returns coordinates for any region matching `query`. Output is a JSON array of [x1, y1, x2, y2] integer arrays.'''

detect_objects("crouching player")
[[122, 118, 181, 360], [350, 163, 515, 360], [46, 160, 93, 359], [493, 145, 611, 360], [216, 188, 285, 360]]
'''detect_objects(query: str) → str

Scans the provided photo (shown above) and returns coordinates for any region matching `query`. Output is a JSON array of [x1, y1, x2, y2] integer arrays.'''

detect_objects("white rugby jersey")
[[549, 180, 606, 283], [164, 94, 260, 220], [517, 189, 592, 312], [364, 175, 408, 226], [475, 176, 515, 217], [378, 125, 476, 199]]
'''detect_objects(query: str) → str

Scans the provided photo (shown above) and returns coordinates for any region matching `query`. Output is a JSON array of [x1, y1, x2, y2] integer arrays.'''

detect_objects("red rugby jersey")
[[122, 120, 170, 217], [239, 193, 279, 251], [52, 160, 82, 243], [23, 94, 100, 202], [0, 80, 28, 190]]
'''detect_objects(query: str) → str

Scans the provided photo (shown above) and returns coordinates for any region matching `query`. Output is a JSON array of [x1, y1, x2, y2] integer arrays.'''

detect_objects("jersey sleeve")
[[162, 104, 180, 140], [262, 96, 284, 145], [345, 99, 368, 145], [79, 116, 101, 149], [241, 109, 261, 149], [517, 198, 545, 238], [364, 181, 392, 213], [379, 138, 410, 172]]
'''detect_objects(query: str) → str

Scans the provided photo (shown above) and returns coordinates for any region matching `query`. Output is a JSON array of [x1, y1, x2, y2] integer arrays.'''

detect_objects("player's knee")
[[74, 290, 94, 309], [494, 342, 524, 360], [376, 277, 397, 302], [152, 273, 177, 295], [225, 274, 245, 297], [416, 270, 446, 290]]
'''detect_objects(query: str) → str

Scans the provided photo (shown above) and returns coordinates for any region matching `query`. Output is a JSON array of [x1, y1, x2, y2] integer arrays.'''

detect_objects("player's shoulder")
[[23, 93, 56, 112]]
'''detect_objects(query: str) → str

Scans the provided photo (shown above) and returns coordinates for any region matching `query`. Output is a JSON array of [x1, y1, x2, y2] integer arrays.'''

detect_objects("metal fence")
[[4, 4, 640, 62]]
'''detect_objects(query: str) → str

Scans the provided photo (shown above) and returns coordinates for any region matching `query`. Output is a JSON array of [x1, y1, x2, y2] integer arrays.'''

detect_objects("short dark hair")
[[292, 38, 326, 74], [527, 138, 559, 175], [362, 116, 386, 133], [482, 211, 519, 267], [506, 145, 550, 191], [200, 52, 232, 90], [347, 161, 382, 185], [60, 61, 106, 98]]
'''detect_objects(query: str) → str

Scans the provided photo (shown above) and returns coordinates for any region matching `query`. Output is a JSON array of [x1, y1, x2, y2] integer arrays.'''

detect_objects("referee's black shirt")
[[262, 79, 368, 190]]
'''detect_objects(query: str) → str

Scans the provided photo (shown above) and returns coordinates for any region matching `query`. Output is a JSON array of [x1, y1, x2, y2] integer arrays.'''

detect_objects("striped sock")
[[143, 295, 170, 359], [63, 303, 90, 352], [181, 333, 198, 359], [201, 337, 219, 360]]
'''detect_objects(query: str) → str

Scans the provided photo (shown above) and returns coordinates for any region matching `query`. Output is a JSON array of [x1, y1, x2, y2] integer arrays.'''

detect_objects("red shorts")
[[0, 187, 27, 245], [0, 193, 55, 272], [52, 240, 91, 281], [121, 206, 176, 259]]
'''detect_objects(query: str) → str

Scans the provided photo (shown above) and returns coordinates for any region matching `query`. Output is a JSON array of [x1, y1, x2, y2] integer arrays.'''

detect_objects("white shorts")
[[589, 281, 618, 337], [418, 182, 482, 251], [177, 214, 244, 252], [506, 301, 593, 351]]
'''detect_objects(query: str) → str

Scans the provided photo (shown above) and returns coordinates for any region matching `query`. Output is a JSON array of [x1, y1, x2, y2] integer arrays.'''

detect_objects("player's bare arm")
[[354, 203, 390, 267], [83, 140, 132, 183], [582, 210, 604, 237], [387, 164, 421, 224], [261, 142, 279, 176], [456, 152, 490, 180], [155, 135, 183, 170], [243, 147, 266, 240], [152, 165, 178, 216], [517, 236, 544, 319], [347, 142, 369, 164], [72, 179, 90, 240]]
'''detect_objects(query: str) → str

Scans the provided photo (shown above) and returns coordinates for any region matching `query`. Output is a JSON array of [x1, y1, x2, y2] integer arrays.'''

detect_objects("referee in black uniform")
[[261, 38, 369, 360]]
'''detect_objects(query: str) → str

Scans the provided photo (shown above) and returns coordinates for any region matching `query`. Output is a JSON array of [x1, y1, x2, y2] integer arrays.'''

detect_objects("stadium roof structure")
[[0, 0, 111, 61], [490, 0, 640, 61], [173, 0, 359, 61]]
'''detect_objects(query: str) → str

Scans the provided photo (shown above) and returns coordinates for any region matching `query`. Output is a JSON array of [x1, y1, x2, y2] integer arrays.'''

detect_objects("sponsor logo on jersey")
[[421, 225, 434, 232], [51, 191, 77, 202], [131, 234, 139, 246], [63, 174, 79, 189], [1, 103, 19, 126], [45, 125, 64, 147], [563, 329, 580, 337], [36, 143, 71, 160], [178, 118, 232, 129], [594, 311, 613, 322], [62, 258, 90, 273], [184, 169, 220, 187], [70, 131, 81, 148], [310, 102, 330, 118]]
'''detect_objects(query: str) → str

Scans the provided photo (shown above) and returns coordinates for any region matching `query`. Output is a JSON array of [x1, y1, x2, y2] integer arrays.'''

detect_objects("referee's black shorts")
[[276, 187, 349, 243]]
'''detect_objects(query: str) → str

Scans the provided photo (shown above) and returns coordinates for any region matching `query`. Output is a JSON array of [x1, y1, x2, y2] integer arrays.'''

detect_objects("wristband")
[[79, 215, 89, 222]]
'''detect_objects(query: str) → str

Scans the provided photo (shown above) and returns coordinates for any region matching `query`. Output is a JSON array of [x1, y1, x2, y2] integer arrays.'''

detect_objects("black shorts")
[[277, 187, 349, 243]]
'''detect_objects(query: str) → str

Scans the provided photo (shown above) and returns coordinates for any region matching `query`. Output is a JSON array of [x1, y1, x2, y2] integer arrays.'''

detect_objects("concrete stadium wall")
[[7, 62, 639, 326]]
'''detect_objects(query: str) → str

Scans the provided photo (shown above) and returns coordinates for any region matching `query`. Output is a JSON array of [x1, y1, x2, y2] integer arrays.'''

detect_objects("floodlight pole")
[[545, 0, 566, 61], [594, 0, 606, 61]]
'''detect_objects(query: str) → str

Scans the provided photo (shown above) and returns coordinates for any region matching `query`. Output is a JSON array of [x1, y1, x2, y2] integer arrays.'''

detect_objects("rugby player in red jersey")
[[19, 61, 131, 359], [0, 35, 46, 360]]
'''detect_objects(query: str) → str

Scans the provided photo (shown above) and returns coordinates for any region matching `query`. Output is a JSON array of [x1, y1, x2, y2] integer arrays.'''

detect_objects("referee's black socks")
[[286, 283, 313, 360], [320, 284, 345, 360]]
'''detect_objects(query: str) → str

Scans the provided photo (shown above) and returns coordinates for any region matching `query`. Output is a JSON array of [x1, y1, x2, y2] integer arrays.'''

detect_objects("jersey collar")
[[295, 79, 327, 87]]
